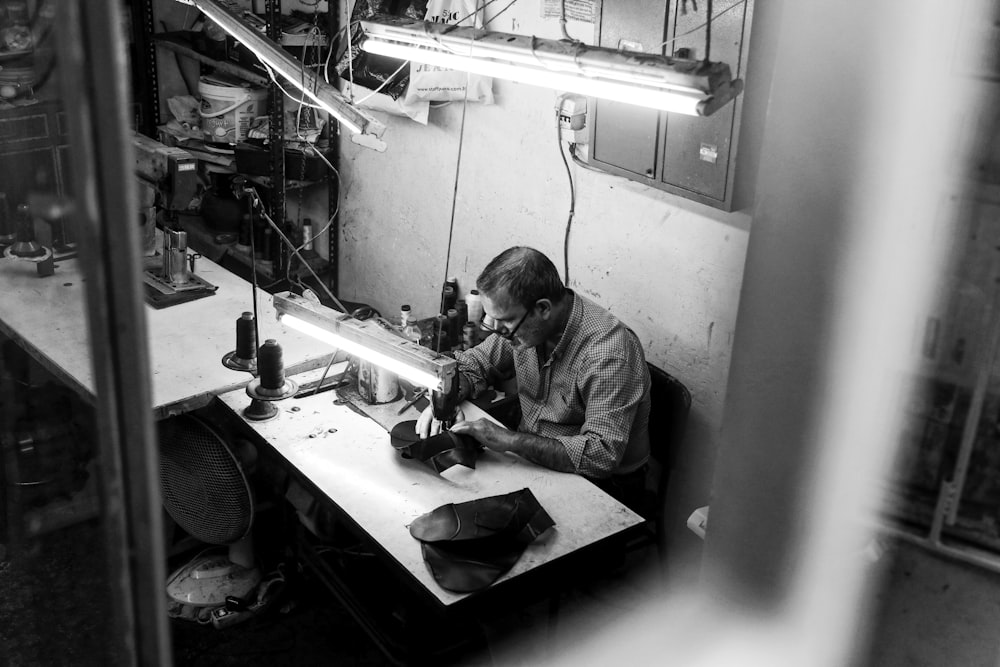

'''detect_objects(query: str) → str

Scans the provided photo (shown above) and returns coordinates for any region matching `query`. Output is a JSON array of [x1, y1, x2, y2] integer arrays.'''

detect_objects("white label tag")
[[699, 143, 719, 164]]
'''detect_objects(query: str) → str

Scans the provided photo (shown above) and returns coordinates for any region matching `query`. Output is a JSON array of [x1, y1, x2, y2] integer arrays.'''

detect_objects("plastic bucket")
[[198, 76, 267, 145]]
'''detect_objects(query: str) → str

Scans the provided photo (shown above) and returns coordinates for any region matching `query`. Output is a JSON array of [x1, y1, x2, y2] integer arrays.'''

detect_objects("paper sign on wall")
[[541, 0, 596, 22], [404, 0, 495, 104]]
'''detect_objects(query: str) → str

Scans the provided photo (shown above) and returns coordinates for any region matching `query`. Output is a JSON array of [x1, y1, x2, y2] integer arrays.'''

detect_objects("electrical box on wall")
[[556, 94, 588, 144], [586, 0, 754, 211]]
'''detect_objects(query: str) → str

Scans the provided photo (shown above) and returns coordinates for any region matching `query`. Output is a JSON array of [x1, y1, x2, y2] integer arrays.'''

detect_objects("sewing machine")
[[133, 133, 217, 307]]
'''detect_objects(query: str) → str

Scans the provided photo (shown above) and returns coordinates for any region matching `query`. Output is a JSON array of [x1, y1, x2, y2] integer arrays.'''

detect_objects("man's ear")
[[535, 298, 553, 319]]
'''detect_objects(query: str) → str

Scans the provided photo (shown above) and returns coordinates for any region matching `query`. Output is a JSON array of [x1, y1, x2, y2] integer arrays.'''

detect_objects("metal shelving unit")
[[138, 0, 340, 295]]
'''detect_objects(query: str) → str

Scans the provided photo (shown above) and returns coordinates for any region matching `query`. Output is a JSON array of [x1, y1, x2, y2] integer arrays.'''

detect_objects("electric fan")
[[158, 413, 261, 609]]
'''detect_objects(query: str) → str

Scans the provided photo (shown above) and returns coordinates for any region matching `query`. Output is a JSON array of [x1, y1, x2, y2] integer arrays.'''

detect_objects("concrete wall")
[[334, 5, 754, 574]]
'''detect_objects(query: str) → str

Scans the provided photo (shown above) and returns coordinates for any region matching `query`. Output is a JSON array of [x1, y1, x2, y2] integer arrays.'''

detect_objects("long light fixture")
[[174, 0, 385, 139], [274, 292, 457, 392], [360, 16, 743, 117]]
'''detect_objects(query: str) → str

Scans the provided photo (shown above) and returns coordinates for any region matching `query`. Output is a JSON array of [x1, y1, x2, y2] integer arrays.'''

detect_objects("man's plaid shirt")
[[455, 291, 650, 478]]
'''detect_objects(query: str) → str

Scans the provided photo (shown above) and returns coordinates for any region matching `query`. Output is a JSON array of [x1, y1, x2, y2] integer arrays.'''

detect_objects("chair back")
[[646, 363, 691, 469]]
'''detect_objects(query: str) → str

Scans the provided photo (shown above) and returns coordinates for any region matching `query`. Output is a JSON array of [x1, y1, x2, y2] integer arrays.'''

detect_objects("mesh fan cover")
[[158, 414, 253, 545]]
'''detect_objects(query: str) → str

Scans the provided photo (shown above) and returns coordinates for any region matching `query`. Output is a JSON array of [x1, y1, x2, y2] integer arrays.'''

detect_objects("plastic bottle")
[[400, 304, 421, 344], [302, 218, 313, 251]]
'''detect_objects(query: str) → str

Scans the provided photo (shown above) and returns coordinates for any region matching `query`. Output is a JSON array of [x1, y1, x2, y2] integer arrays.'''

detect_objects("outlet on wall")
[[556, 94, 588, 144]]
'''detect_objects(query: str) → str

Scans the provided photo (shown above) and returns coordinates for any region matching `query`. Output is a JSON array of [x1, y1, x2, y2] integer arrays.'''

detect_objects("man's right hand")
[[415, 405, 465, 439]]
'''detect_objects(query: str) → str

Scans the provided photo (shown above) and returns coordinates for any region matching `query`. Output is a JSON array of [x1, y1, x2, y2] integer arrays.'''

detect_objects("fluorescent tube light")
[[174, 0, 385, 138], [360, 16, 743, 117], [274, 292, 456, 392]]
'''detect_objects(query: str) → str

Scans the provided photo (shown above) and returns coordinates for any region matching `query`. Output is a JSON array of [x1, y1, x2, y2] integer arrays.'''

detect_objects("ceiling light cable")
[[704, 0, 712, 62], [653, 0, 746, 53]]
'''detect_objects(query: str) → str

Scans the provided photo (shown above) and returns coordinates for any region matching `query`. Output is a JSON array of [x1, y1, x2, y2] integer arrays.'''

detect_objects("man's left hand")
[[449, 418, 509, 451]]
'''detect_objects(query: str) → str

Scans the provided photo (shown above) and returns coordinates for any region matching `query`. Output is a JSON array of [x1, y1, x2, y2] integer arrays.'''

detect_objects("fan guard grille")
[[158, 414, 253, 545]]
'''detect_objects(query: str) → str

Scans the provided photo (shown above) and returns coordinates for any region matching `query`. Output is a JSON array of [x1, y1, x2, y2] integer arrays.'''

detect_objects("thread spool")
[[222, 312, 257, 372], [434, 314, 450, 352], [466, 289, 483, 325], [243, 338, 298, 421], [258, 339, 285, 390], [245, 339, 298, 402], [8, 204, 43, 258], [441, 285, 457, 315], [446, 308, 459, 348], [456, 298, 468, 327]]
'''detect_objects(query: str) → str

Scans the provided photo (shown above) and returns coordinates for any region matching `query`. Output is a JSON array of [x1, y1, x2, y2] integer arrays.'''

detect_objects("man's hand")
[[449, 418, 509, 450], [415, 405, 465, 439]]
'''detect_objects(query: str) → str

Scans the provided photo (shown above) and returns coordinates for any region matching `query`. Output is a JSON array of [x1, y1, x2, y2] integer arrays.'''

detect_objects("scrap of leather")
[[389, 420, 480, 473], [409, 488, 555, 593]]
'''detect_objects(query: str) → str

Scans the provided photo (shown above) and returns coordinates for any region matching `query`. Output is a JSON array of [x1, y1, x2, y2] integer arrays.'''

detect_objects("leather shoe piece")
[[419, 540, 527, 593], [409, 488, 555, 593], [390, 420, 480, 473], [409, 487, 553, 544]]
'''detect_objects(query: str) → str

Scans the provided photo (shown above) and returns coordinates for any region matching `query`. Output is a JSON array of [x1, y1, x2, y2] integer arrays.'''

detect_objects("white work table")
[[0, 252, 331, 419], [215, 369, 645, 608]]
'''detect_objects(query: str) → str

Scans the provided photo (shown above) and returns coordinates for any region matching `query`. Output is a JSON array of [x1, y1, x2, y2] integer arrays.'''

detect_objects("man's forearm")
[[485, 428, 575, 473]]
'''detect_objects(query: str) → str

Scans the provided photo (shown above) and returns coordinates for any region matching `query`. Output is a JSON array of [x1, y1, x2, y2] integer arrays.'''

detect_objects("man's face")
[[481, 291, 543, 348]]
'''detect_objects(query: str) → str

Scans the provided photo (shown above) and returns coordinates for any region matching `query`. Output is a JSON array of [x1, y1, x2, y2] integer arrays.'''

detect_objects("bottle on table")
[[400, 304, 421, 344]]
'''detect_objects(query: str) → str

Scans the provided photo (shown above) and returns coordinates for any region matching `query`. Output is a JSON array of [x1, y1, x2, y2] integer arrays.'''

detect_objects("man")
[[417, 246, 651, 509]]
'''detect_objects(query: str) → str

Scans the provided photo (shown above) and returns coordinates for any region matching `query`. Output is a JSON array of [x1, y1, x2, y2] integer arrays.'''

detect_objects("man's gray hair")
[[476, 247, 565, 308]]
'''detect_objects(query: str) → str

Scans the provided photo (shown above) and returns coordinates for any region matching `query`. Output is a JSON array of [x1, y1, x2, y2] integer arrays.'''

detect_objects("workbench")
[[0, 252, 332, 419], [212, 367, 645, 662]]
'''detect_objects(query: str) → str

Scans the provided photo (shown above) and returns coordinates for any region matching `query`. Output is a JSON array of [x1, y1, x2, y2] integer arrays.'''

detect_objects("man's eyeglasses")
[[480, 305, 532, 340]]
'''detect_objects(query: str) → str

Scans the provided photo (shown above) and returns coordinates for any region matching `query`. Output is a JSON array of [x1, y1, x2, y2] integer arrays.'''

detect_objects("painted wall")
[[147, 0, 759, 576], [333, 5, 755, 575]]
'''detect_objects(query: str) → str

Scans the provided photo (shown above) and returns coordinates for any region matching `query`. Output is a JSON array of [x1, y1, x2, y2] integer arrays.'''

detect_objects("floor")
[[5, 514, 1000, 666]]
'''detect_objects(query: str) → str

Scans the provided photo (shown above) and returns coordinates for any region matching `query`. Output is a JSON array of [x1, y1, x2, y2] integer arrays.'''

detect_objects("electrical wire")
[[485, 0, 520, 27], [567, 143, 603, 172], [554, 97, 576, 286], [705, 0, 712, 62], [263, 63, 325, 110], [558, 0, 578, 42], [252, 196, 348, 313], [652, 0, 746, 53], [438, 73, 472, 317]]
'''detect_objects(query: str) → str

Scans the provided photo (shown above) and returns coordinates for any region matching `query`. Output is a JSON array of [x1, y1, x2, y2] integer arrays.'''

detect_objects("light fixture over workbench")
[[273, 292, 457, 393], [360, 15, 743, 117], [173, 0, 386, 142]]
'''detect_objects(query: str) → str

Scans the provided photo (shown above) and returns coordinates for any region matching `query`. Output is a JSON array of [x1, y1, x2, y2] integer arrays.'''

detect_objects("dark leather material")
[[389, 421, 481, 473], [409, 488, 555, 593], [409, 487, 552, 544], [420, 541, 526, 593]]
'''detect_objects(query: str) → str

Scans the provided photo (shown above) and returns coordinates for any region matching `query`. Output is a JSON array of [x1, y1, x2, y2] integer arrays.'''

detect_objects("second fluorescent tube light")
[[361, 16, 743, 117], [175, 0, 385, 139]]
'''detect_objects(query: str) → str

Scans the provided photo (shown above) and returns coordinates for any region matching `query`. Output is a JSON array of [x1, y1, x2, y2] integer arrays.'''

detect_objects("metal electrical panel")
[[587, 0, 754, 211]]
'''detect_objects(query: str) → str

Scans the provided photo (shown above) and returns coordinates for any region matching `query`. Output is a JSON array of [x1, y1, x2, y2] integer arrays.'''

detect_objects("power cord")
[[555, 95, 577, 286]]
